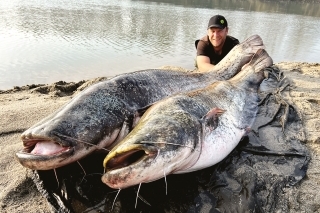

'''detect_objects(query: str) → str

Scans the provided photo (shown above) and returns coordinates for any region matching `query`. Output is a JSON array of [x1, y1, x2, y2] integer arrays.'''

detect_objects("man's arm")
[[196, 55, 215, 72]]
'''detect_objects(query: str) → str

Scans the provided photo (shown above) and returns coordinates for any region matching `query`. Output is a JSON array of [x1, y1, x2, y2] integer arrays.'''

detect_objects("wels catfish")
[[102, 49, 273, 189], [16, 35, 264, 170]]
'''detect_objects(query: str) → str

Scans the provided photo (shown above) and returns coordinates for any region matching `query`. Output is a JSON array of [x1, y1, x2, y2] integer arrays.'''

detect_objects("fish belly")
[[181, 123, 245, 173]]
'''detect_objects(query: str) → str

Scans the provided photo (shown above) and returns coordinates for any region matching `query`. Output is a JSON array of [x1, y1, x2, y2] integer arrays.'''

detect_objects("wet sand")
[[0, 62, 319, 212]]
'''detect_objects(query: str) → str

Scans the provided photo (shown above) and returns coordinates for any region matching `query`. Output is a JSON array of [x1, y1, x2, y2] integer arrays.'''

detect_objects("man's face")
[[207, 27, 228, 48]]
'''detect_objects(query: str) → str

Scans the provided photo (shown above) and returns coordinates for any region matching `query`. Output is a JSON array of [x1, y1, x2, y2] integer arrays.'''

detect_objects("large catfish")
[[102, 49, 273, 189], [16, 35, 264, 170]]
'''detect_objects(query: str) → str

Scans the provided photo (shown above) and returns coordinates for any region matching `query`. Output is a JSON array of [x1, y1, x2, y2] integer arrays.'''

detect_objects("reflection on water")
[[0, 0, 319, 89], [136, 0, 320, 17]]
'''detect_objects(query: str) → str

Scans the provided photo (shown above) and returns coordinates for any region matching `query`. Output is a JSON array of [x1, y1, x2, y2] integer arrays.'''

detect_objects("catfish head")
[[16, 81, 130, 170], [101, 97, 224, 189]]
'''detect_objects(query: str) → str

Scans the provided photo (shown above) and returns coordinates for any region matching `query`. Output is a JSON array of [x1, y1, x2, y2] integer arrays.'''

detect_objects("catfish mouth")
[[15, 136, 75, 170], [17, 136, 73, 158], [104, 147, 158, 172]]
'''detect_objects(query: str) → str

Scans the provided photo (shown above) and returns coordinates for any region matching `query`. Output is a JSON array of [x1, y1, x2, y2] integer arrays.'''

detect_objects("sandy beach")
[[0, 62, 319, 213]]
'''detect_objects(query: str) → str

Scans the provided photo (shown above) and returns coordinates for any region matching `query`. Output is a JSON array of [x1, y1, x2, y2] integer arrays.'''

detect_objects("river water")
[[0, 0, 320, 90]]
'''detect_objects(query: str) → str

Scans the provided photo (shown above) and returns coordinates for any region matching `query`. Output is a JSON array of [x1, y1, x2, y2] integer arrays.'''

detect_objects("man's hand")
[[196, 55, 215, 72]]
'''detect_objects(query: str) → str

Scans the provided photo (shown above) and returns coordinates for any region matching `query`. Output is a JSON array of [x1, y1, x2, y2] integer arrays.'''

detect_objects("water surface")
[[0, 0, 319, 89]]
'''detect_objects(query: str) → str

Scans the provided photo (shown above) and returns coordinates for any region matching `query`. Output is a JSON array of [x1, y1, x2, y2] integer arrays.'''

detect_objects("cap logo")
[[220, 20, 225, 25]]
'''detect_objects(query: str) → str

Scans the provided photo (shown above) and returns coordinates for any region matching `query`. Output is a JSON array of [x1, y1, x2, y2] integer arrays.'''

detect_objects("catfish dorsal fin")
[[201, 107, 226, 131]]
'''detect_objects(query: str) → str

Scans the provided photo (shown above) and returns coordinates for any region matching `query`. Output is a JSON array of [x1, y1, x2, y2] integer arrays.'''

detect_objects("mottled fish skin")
[[102, 49, 273, 189], [16, 35, 264, 170]]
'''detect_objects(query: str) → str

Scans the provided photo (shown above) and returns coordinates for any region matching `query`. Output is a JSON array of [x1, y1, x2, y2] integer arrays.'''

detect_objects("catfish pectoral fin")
[[201, 107, 226, 131]]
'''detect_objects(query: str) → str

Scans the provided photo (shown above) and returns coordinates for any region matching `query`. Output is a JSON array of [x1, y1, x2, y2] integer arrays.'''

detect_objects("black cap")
[[207, 15, 228, 29]]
